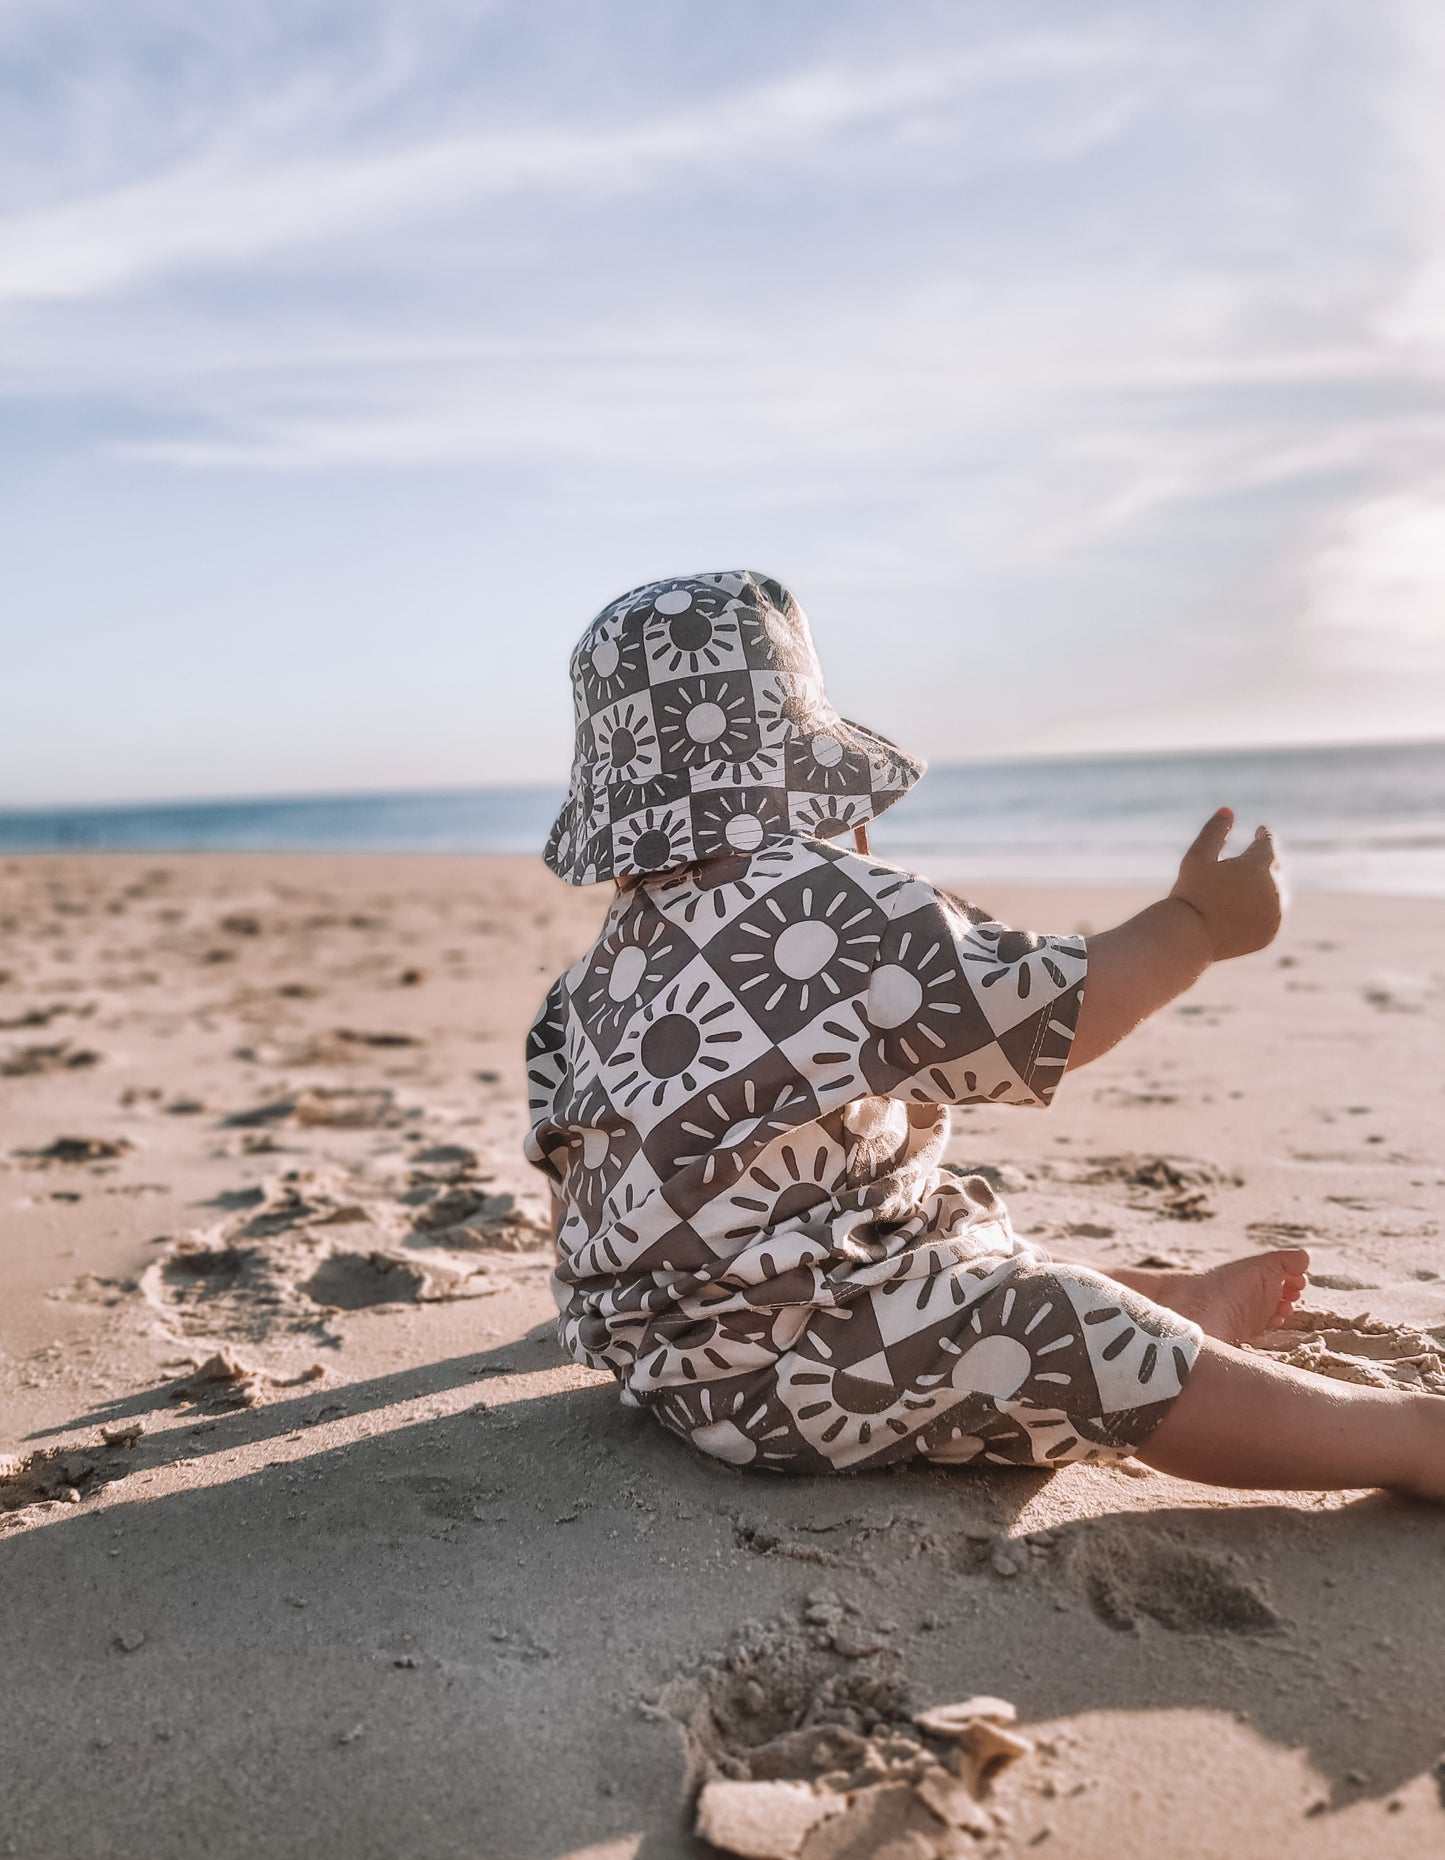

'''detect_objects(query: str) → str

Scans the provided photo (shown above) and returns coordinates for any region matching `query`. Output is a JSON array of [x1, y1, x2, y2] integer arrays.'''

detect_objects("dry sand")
[[1, 851, 1443, 1860]]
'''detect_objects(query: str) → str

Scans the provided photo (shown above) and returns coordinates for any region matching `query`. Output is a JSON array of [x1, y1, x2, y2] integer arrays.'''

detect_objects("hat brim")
[[544, 708, 925, 885]]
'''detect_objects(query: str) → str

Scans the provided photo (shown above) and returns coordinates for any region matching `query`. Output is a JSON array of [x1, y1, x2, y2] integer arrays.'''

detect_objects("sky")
[[3, 0, 1445, 808]]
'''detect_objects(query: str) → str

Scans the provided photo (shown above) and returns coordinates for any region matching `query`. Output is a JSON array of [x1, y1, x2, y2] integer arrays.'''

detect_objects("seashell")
[[914, 1697, 1017, 1738], [965, 1720, 1035, 1778], [694, 1778, 846, 1859]]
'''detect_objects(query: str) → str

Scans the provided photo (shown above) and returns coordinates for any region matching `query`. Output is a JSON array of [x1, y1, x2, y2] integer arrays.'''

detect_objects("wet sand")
[[2, 852, 1443, 1859]]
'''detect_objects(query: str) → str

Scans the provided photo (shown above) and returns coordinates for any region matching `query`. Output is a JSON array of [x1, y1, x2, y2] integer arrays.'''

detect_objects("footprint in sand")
[[1362, 979, 1430, 1014], [1, 1446, 121, 1517], [1057, 1524, 1280, 1635], [0, 1042, 102, 1076], [0, 1002, 90, 1031], [1057, 1155, 1234, 1223], [138, 1167, 496, 1348], [665, 1610, 1040, 1856], [1246, 1219, 1314, 1242], [223, 1087, 409, 1131], [20, 1135, 130, 1165], [234, 1031, 421, 1069], [303, 1252, 429, 1310]]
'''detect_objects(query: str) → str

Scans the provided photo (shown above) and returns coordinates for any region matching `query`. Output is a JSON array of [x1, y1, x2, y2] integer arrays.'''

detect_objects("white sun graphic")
[[718, 880, 881, 1026], [653, 1378, 806, 1469], [576, 908, 689, 1050], [575, 616, 648, 706], [654, 675, 759, 772]]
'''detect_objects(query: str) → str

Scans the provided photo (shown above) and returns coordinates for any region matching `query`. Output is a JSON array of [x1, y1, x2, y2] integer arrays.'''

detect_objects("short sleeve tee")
[[524, 835, 1087, 1392]]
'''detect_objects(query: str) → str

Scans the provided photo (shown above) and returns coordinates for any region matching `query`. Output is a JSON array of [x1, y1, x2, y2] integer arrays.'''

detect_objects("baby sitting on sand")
[[524, 571, 1443, 1497]]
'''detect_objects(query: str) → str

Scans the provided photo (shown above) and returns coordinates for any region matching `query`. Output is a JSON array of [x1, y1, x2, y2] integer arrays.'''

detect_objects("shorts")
[[645, 1252, 1202, 1474]]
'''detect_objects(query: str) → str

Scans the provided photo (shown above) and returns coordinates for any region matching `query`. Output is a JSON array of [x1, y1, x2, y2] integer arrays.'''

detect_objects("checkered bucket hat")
[[544, 570, 925, 884]]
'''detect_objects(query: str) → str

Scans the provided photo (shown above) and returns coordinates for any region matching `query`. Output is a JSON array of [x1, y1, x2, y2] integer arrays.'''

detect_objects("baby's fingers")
[[1182, 807, 1234, 867], [1237, 825, 1277, 866]]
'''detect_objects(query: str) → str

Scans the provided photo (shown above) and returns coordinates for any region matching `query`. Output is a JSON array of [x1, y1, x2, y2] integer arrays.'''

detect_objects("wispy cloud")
[[4, 0, 1445, 801], [0, 30, 1157, 305]]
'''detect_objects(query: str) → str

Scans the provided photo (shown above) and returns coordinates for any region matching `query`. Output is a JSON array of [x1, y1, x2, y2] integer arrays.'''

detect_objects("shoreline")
[[5, 843, 1445, 909]]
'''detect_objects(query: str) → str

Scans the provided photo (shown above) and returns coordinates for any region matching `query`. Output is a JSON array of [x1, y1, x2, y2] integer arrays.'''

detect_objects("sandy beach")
[[2, 850, 1444, 1860]]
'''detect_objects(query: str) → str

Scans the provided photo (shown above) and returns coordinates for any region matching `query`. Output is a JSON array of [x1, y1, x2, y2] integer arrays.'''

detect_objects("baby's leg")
[[1138, 1336, 1445, 1499]]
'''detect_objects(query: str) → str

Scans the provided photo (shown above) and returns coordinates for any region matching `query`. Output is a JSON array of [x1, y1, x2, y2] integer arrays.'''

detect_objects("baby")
[[525, 571, 1443, 1497]]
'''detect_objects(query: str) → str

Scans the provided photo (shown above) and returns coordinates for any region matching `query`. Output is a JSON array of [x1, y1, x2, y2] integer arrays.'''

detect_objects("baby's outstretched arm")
[[1067, 806, 1281, 1071]]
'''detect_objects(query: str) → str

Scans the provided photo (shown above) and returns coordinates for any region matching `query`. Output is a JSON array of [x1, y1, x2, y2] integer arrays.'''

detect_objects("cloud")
[[0, 28, 1157, 306], [4, 0, 1445, 795], [1368, 0, 1445, 370], [1299, 482, 1445, 676]]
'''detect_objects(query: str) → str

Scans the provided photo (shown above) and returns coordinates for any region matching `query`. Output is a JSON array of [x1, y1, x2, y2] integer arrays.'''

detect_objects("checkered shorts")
[[641, 1249, 1202, 1474]]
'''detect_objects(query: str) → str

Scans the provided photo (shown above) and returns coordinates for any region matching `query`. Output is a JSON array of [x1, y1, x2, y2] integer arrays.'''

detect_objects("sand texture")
[[2, 853, 1444, 1860]]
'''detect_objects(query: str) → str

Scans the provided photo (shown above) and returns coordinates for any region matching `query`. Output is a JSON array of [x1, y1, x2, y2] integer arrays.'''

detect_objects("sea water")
[[3, 740, 1444, 899]]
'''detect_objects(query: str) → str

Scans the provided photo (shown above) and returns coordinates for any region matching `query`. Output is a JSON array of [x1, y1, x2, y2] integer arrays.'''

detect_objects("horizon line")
[[3, 731, 1444, 819]]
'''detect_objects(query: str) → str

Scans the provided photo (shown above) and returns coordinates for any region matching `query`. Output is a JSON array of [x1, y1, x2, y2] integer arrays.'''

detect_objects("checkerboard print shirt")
[[524, 835, 1088, 1402]]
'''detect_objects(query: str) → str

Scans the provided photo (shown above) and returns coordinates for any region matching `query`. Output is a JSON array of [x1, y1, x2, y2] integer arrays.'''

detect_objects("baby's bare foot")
[[1112, 1249, 1310, 1343]]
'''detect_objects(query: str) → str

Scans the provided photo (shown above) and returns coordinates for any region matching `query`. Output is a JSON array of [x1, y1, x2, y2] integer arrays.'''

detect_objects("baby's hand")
[[1168, 808, 1283, 961]]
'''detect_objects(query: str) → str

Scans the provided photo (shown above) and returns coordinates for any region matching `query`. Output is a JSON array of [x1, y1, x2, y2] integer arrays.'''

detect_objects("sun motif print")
[[609, 804, 693, 876], [544, 572, 924, 885], [689, 786, 790, 860], [526, 832, 1203, 1476], [576, 613, 651, 711], [702, 865, 887, 1040], [790, 793, 872, 841], [572, 894, 695, 1059], [590, 695, 662, 784], [642, 589, 750, 678], [601, 964, 768, 1121], [533, 568, 1201, 1475], [654, 675, 764, 774]]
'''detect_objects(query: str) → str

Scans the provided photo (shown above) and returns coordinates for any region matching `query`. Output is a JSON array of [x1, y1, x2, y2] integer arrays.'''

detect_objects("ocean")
[[3, 740, 1444, 899]]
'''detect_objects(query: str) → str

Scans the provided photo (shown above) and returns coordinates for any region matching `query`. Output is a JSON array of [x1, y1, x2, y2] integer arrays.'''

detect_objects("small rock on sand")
[[195, 1349, 254, 1383], [916, 1763, 993, 1833], [173, 1350, 263, 1407], [293, 1088, 403, 1130], [695, 1778, 846, 1859]]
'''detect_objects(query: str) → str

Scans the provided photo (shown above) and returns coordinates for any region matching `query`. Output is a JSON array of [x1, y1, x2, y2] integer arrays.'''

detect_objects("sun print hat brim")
[[543, 574, 925, 884]]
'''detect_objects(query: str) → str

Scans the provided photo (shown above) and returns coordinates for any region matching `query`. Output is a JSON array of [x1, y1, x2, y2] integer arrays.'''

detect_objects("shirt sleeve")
[[522, 977, 570, 1179], [859, 874, 1087, 1109]]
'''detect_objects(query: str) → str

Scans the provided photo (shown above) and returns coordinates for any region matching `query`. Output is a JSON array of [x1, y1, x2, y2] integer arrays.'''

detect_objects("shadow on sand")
[[4, 1336, 1444, 1859]]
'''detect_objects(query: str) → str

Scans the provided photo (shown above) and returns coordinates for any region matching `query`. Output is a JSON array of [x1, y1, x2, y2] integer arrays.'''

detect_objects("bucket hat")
[[544, 570, 925, 885]]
